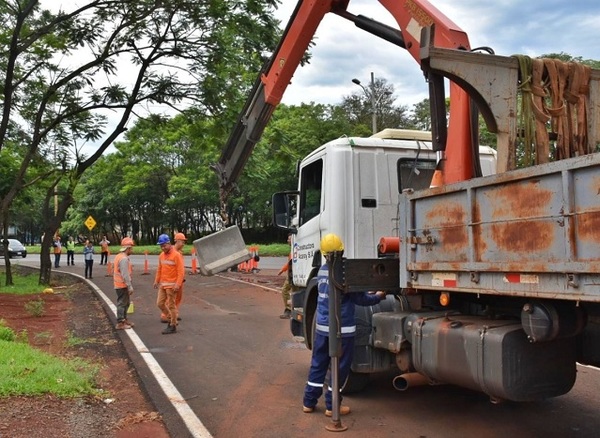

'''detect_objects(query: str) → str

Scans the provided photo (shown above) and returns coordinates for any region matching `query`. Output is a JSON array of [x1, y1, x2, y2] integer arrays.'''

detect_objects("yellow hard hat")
[[320, 233, 344, 255]]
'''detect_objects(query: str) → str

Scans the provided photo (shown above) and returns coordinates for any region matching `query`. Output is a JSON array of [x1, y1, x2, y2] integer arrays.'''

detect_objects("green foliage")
[[24, 298, 45, 317], [65, 331, 87, 348], [15, 329, 28, 344], [0, 273, 43, 295], [340, 77, 413, 132], [0, 323, 16, 342], [540, 52, 600, 68], [2, 0, 594, 248], [0, 339, 99, 397], [0, 0, 282, 275]]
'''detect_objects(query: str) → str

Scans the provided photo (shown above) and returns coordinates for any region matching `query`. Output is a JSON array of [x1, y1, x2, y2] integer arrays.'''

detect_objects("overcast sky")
[[274, 0, 600, 109]]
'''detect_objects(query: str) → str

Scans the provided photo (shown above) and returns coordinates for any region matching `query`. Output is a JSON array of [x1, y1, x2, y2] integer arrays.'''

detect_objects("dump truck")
[[209, 0, 600, 402]]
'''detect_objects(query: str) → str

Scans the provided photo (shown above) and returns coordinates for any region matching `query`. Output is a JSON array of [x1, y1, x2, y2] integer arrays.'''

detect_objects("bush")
[[0, 326, 15, 342], [24, 298, 45, 317]]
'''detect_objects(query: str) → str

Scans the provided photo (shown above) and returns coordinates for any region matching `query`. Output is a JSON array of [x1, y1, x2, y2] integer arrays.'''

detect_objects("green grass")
[[0, 276, 100, 398], [25, 242, 291, 257], [0, 338, 99, 397], [0, 273, 44, 295], [65, 331, 88, 347]]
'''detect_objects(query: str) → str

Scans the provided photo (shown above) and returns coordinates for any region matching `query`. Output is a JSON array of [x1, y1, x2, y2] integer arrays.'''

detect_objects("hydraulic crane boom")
[[214, 0, 478, 222]]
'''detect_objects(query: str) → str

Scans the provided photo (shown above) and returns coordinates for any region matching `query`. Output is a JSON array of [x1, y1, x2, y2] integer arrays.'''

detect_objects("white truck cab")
[[274, 129, 497, 289]]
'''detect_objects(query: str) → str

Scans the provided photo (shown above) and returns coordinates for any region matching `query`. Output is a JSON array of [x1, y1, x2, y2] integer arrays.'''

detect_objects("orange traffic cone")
[[142, 250, 150, 275], [191, 247, 198, 275], [105, 249, 113, 276], [251, 246, 260, 273]]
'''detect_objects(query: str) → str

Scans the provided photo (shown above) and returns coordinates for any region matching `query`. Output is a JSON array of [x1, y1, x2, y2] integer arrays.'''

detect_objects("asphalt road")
[[13, 255, 600, 437]]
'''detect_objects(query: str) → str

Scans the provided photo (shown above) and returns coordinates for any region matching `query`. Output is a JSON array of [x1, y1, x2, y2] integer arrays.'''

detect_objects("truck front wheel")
[[342, 371, 371, 394]]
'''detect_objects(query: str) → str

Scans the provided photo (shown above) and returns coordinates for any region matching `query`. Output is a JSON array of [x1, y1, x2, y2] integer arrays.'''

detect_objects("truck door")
[[293, 157, 324, 287]]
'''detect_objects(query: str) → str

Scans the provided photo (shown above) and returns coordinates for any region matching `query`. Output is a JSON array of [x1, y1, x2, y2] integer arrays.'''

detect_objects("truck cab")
[[273, 129, 496, 348]]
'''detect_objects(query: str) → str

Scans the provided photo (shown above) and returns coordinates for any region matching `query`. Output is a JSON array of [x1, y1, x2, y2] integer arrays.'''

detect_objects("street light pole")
[[352, 71, 379, 134], [369, 71, 376, 134]]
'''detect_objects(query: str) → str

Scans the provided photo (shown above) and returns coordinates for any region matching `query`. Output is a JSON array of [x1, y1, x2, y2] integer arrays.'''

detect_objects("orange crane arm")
[[215, 0, 476, 200]]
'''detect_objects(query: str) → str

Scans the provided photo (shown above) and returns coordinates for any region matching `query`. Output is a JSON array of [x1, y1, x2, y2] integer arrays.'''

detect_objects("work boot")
[[279, 309, 291, 319], [162, 324, 177, 335], [124, 320, 135, 328], [325, 405, 350, 417], [302, 406, 314, 413], [115, 322, 131, 330]]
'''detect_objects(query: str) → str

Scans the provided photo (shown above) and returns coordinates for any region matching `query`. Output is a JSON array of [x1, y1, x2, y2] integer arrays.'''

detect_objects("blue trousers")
[[303, 332, 354, 410]]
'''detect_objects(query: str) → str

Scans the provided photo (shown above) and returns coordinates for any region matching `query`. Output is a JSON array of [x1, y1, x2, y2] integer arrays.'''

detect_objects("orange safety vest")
[[113, 252, 132, 289], [155, 248, 184, 288]]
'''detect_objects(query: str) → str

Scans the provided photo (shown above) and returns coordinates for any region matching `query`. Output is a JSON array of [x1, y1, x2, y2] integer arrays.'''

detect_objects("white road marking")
[[86, 276, 213, 438], [215, 273, 282, 293]]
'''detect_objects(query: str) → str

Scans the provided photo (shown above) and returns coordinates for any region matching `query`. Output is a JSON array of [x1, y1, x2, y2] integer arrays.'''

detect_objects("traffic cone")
[[248, 246, 256, 271], [142, 250, 150, 275], [105, 249, 113, 276], [241, 260, 250, 273], [191, 247, 198, 275], [251, 246, 260, 273]]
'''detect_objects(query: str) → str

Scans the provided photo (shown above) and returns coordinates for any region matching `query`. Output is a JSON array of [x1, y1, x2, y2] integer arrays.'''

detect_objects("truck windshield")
[[398, 159, 437, 192]]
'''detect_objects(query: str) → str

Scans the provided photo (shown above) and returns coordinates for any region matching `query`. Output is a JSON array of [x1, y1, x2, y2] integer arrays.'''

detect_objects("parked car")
[[0, 239, 27, 258]]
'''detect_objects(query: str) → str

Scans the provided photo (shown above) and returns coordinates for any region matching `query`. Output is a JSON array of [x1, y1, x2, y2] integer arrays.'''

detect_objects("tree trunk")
[[2, 248, 14, 287], [2, 219, 14, 286], [38, 232, 54, 285]]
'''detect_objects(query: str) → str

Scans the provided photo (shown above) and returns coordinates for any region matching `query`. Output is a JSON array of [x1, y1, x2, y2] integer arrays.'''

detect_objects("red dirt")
[[0, 279, 170, 438]]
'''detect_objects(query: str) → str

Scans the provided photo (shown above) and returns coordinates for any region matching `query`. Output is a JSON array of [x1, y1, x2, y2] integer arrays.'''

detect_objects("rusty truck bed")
[[399, 153, 600, 302]]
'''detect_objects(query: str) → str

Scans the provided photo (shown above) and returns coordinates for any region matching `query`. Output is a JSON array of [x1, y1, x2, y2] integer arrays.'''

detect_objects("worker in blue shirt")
[[302, 233, 386, 417]]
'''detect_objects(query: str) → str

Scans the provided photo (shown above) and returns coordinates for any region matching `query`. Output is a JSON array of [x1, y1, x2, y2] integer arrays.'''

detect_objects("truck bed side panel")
[[399, 154, 600, 302]]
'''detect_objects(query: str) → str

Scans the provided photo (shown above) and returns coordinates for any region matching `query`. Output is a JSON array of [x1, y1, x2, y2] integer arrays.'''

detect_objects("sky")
[[44, 0, 599, 156], [274, 0, 600, 109]]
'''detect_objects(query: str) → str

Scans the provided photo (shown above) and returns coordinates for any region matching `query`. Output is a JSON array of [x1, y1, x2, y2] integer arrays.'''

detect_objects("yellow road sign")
[[85, 215, 97, 231]]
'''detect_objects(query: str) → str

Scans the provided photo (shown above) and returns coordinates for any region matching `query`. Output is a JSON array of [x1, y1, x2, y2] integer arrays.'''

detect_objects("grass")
[[0, 338, 99, 397], [65, 331, 88, 347], [0, 275, 100, 398], [0, 272, 45, 295], [24, 242, 291, 257]]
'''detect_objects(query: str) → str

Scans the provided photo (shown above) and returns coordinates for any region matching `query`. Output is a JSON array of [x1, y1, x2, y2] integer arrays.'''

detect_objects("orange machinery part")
[[378, 236, 400, 254]]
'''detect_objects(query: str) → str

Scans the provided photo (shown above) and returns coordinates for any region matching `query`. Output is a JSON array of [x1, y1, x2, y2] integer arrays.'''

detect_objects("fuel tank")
[[408, 314, 577, 401]]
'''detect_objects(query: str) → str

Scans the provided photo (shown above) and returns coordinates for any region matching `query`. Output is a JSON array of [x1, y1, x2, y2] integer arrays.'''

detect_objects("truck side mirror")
[[272, 191, 299, 231]]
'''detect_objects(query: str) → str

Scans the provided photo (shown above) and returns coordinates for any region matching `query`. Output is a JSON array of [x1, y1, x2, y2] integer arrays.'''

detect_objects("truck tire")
[[342, 370, 370, 394], [304, 277, 319, 350]]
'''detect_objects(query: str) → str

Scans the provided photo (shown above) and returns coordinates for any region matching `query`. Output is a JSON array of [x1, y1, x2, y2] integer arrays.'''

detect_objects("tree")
[[0, 0, 280, 285], [340, 76, 411, 134]]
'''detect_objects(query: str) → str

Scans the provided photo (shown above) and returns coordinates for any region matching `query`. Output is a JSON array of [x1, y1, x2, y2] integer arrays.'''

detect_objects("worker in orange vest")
[[278, 234, 296, 319], [160, 232, 187, 322], [99, 236, 110, 265], [154, 234, 184, 334], [113, 237, 135, 330], [52, 236, 62, 268]]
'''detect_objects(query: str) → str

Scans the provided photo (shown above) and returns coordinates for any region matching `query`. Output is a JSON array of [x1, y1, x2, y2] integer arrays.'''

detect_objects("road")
[[14, 255, 600, 437]]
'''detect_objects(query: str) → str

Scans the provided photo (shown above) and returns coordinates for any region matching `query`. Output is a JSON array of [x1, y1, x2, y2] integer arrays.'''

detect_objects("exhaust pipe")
[[392, 372, 430, 391]]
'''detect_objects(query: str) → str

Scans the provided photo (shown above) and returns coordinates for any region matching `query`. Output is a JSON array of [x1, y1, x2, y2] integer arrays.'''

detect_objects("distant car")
[[0, 239, 27, 258]]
